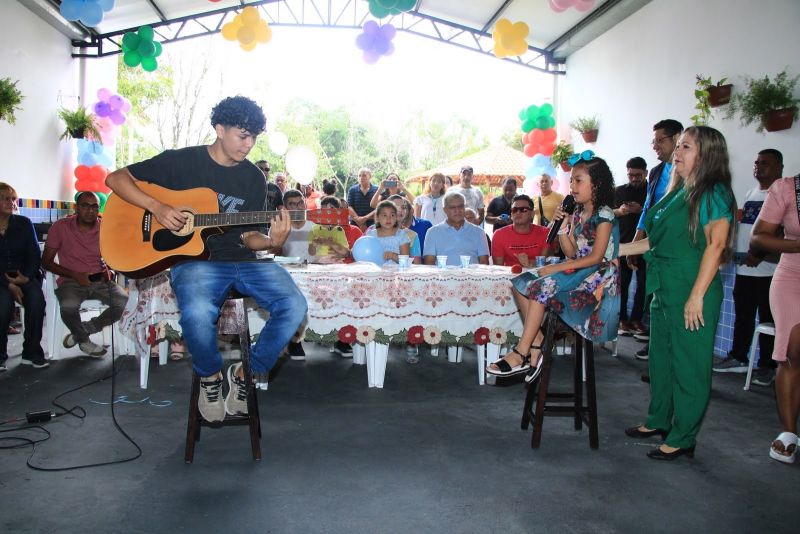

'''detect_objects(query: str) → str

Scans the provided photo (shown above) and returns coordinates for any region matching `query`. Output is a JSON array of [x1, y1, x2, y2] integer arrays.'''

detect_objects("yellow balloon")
[[493, 42, 509, 58], [238, 26, 255, 45], [255, 21, 272, 43], [512, 22, 529, 38], [221, 21, 240, 41], [240, 41, 257, 52], [495, 18, 512, 33], [501, 34, 518, 50], [240, 6, 260, 26]]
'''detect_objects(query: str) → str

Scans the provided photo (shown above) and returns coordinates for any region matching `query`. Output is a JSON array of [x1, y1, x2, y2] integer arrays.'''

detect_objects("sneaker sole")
[[20, 359, 50, 368], [225, 365, 249, 416], [634, 354, 649, 361], [712, 367, 748, 374], [290, 355, 306, 361]]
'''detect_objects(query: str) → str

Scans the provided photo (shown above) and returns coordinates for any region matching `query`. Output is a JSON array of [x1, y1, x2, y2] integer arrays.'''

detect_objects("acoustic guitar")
[[99, 182, 349, 278]]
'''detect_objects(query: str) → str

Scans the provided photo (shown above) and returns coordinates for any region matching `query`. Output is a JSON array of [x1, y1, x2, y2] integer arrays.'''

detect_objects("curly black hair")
[[210, 96, 266, 134], [574, 156, 615, 211]]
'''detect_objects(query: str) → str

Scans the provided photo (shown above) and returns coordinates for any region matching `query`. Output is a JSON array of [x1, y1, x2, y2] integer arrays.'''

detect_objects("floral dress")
[[511, 205, 620, 343]]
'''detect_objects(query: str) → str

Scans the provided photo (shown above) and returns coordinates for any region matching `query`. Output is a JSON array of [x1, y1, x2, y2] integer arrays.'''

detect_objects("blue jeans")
[[170, 261, 307, 377]]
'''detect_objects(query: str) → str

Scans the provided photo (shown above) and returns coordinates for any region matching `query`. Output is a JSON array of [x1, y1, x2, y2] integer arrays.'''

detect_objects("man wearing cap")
[[449, 166, 485, 225]]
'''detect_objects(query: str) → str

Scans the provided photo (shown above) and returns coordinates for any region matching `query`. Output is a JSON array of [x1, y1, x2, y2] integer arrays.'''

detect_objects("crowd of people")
[[1, 97, 797, 465]]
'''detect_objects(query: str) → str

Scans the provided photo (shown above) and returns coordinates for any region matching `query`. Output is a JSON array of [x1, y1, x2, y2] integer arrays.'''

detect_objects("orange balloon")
[[543, 128, 557, 142]]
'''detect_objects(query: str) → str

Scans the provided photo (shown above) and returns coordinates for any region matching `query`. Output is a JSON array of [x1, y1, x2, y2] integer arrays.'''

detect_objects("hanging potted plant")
[[726, 70, 800, 133], [0, 77, 24, 125], [569, 115, 599, 143], [551, 141, 574, 172], [58, 105, 102, 141], [691, 75, 731, 125]]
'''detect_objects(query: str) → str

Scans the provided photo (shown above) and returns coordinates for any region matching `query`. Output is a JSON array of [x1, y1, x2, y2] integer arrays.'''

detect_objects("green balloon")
[[525, 105, 539, 120], [138, 39, 156, 57], [141, 57, 158, 72], [536, 116, 549, 129], [518, 108, 527, 121], [521, 119, 536, 133], [153, 41, 162, 57], [121, 32, 140, 51], [123, 50, 141, 67], [539, 103, 554, 117], [547, 116, 556, 128], [138, 25, 154, 41], [96, 192, 108, 213]]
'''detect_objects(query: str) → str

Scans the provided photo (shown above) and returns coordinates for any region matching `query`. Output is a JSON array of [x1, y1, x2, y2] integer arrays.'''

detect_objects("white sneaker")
[[225, 363, 249, 416], [78, 340, 107, 357], [198, 374, 225, 423]]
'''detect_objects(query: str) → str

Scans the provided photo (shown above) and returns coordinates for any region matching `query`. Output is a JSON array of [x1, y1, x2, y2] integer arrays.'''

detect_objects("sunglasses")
[[567, 150, 596, 167], [511, 207, 531, 214]]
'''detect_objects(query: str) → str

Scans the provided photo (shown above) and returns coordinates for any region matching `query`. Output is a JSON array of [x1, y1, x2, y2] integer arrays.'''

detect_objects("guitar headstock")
[[307, 208, 350, 226]]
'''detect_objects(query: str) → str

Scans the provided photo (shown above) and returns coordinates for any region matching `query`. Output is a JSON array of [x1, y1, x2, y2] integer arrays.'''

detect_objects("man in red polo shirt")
[[42, 191, 128, 357], [491, 194, 551, 267]]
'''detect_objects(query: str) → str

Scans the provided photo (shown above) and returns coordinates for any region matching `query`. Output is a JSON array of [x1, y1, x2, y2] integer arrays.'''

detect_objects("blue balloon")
[[351, 236, 385, 265]]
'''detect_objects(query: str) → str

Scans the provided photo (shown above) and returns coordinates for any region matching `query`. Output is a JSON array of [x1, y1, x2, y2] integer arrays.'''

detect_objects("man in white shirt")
[[713, 149, 782, 386], [449, 166, 485, 225]]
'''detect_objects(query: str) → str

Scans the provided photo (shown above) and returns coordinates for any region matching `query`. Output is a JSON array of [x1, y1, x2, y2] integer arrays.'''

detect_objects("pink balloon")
[[121, 97, 132, 112], [549, 0, 571, 12], [109, 110, 126, 125], [363, 49, 381, 64], [97, 87, 112, 101], [108, 95, 124, 111], [574, 0, 596, 12]]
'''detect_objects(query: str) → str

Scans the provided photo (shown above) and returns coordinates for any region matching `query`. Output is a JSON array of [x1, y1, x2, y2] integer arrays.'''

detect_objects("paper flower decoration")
[[492, 18, 529, 58], [474, 327, 490, 346], [368, 0, 415, 18], [338, 325, 357, 344], [60, 0, 115, 27], [423, 326, 442, 345], [355, 21, 396, 64], [407, 325, 425, 345], [121, 26, 163, 72], [356, 326, 376, 344], [221, 6, 273, 52], [549, 0, 596, 13], [489, 327, 508, 345]]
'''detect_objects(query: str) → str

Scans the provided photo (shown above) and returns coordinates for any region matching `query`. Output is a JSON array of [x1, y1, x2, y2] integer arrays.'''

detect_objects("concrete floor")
[[0, 332, 797, 534]]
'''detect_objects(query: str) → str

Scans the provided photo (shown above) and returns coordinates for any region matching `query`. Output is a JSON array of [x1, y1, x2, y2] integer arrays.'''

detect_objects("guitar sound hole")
[[152, 229, 194, 252]]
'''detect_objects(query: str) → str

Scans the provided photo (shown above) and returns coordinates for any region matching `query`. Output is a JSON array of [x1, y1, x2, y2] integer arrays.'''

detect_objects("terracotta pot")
[[764, 108, 795, 132], [559, 160, 572, 172], [707, 84, 732, 107], [580, 129, 598, 143]]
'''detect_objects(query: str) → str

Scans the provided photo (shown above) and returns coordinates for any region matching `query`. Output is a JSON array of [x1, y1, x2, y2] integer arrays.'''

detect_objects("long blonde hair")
[[667, 126, 736, 259]]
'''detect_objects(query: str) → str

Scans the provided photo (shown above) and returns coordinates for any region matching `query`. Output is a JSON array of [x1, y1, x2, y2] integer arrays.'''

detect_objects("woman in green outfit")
[[622, 126, 736, 460]]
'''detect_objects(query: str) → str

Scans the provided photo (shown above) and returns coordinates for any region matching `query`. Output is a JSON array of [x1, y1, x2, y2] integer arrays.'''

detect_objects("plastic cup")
[[535, 256, 546, 268], [398, 255, 410, 269], [460, 255, 471, 268], [436, 255, 448, 269]]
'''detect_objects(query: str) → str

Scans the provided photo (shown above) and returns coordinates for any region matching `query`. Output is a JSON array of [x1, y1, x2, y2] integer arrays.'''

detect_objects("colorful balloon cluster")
[[77, 139, 113, 168], [74, 163, 109, 195], [356, 21, 396, 64], [122, 26, 163, 72], [73, 137, 113, 202], [367, 0, 416, 18], [60, 0, 115, 27], [548, 0, 596, 13], [519, 103, 556, 133], [492, 19, 529, 58], [221, 6, 273, 51], [89, 88, 131, 145], [522, 128, 557, 157]]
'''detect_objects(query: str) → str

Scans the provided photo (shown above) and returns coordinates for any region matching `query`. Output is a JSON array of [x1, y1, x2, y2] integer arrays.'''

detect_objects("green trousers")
[[644, 281, 722, 449]]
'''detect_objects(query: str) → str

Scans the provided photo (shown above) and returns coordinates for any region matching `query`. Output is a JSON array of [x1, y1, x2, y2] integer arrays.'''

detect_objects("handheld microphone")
[[546, 195, 576, 244]]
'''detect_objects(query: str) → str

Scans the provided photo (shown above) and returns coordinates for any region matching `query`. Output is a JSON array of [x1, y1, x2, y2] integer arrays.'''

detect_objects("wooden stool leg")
[[573, 336, 584, 431], [531, 314, 556, 449], [184, 374, 200, 463], [585, 341, 599, 449], [239, 321, 262, 461], [520, 379, 536, 430]]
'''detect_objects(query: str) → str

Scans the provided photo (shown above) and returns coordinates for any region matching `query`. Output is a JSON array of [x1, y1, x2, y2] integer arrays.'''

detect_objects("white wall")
[[0, 1, 115, 202], [561, 0, 800, 200]]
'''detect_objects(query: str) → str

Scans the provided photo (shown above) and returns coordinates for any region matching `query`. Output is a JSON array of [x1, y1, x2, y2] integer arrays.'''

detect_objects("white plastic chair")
[[743, 322, 776, 391], [44, 272, 129, 360]]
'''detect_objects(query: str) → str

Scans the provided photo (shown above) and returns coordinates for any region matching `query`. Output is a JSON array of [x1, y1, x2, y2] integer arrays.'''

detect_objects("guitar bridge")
[[141, 211, 151, 242]]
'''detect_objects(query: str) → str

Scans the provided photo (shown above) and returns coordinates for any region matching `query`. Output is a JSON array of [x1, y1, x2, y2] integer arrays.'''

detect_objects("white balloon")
[[268, 131, 289, 156], [522, 177, 539, 196], [285, 145, 317, 185]]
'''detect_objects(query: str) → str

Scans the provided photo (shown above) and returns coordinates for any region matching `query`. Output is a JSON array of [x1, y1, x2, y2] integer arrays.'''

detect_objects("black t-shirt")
[[614, 183, 647, 243], [127, 146, 276, 261], [487, 196, 512, 231]]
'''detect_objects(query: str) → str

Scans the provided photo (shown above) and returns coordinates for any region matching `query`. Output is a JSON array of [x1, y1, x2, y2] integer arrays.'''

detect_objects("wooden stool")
[[184, 295, 262, 463], [520, 313, 599, 449]]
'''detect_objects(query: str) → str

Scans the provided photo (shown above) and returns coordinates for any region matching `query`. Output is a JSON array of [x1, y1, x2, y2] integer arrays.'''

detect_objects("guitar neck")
[[193, 210, 304, 228]]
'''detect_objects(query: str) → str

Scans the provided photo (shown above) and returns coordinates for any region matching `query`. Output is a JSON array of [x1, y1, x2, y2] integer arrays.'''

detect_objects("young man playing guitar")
[[105, 96, 307, 423]]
